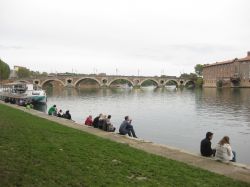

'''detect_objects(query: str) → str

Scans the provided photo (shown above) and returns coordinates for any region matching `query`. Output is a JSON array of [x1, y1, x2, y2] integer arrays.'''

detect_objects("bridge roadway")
[[16, 75, 193, 88]]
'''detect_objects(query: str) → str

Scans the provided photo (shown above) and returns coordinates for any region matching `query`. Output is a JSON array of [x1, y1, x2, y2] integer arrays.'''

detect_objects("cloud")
[[0, 0, 249, 76], [0, 44, 23, 50]]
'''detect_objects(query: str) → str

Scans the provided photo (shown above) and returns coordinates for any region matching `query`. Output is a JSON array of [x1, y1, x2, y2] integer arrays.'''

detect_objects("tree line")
[[0, 59, 49, 80]]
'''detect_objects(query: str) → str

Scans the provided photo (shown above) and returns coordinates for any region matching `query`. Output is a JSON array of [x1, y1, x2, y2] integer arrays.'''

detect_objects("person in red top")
[[84, 115, 93, 126]]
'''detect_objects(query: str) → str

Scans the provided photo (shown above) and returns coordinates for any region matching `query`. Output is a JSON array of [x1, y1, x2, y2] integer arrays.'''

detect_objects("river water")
[[38, 87, 250, 165]]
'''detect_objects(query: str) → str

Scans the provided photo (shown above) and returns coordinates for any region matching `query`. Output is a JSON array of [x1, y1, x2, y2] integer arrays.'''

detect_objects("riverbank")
[[1, 102, 250, 186]]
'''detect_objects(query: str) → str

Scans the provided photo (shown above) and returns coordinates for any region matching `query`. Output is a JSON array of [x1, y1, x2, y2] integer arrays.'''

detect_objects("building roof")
[[204, 59, 235, 67], [204, 52, 250, 68], [237, 55, 250, 62]]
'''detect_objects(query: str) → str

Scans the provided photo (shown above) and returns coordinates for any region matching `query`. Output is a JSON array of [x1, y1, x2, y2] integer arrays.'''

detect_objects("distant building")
[[14, 65, 27, 71], [9, 69, 17, 79], [203, 52, 250, 87], [9, 65, 28, 79]]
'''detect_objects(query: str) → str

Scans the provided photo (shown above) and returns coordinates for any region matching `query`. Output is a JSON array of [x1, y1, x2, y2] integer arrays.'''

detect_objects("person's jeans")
[[231, 151, 236, 162], [126, 124, 137, 138]]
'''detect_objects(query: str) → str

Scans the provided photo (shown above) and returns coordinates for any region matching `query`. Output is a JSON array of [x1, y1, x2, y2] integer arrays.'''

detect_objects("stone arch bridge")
[[17, 75, 193, 88]]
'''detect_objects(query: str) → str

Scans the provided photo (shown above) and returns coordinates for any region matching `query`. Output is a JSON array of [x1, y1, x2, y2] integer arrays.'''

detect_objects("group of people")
[[48, 104, 72, 120], [200, 132, 236, 162], [84, 114, 116, 132], [5, 97, 33, 109], [84, 114, 137, 138], [47, 106, 237, 162], [48, 105, 138, 138]]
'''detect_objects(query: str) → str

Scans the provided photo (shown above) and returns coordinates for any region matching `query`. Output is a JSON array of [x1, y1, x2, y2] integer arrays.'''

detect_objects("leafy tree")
[[180, 73, 190, 79], [41, 72, 48, 77], [180, 73, 197, 81], [0, 59, 10, 80], [17, 67, 30, 78], [195, 77, 203, 88], [180, 73, 204, 88], [195, 64, 204, 76]]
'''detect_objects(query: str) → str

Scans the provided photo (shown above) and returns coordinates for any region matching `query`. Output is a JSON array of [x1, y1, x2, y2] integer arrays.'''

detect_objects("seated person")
[[200, 132, 216, 157], [119, 116, 137, 138], [98, 115, 106, 130], [106, 115, 116, 132], [4, 97, 10, 103], [48, 105, 57, 116], [57, 109, 63, 117], [215, 136, 236, 162], [26, 102, 33, 109], [63, 110, 71, 120], [10, 98, 16, 104], [85, 115, 93, 126], [18, 99, 25, 106], [93, 114, 102, 128]]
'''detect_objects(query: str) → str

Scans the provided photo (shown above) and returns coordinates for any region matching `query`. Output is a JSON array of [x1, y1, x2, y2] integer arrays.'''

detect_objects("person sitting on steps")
[[48, 105, 57, 116], [85, 115, 93, 126], [119, 116, 137, 138], [106, 115, 116, 132], [200, 131, 216, 157], [57, 109, 63, 117], [63, 110, 72, 120], [215, 136, 236, 162], [93, 114, 102, 128]]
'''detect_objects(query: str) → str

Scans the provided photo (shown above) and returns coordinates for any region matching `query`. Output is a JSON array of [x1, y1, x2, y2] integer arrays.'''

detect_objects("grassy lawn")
[[0, 103, 249, 187]]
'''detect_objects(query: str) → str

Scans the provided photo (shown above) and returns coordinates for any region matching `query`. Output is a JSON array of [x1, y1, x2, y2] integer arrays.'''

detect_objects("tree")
[[41, 72, 48, 77], [17, 67, 30, 78], [0, 59, 10, 80], [180, 73, 197, 81], [195, 77, 203, 88], [194, 64, 204, 76]]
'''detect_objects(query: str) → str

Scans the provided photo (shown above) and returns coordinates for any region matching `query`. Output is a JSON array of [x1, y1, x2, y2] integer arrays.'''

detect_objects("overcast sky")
[[0, 0, 250, 76]]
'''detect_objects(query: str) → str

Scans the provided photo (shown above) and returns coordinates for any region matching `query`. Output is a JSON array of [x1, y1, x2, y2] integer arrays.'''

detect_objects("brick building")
[[203, 52, 250, 88]]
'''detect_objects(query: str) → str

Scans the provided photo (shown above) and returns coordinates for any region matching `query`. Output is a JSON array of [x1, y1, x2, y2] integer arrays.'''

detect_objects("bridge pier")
[[157, 85, 165, 88], [133, 85, 141, 89], [100, 84, 108, 88]]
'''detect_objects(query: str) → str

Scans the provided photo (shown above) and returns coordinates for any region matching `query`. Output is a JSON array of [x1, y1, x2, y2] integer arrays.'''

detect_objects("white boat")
[[0, 82, 47, 104]]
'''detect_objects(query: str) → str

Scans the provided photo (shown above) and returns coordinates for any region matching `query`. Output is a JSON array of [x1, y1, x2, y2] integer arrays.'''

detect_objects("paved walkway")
[[1, 102, 250, 184]]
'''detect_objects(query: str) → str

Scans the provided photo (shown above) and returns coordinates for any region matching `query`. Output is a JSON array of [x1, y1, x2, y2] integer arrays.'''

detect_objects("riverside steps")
[[1, 101, 250, 184]]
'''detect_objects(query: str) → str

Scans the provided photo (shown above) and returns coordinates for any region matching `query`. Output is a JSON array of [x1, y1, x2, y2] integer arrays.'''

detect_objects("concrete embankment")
[[1, 101, 250, 184]]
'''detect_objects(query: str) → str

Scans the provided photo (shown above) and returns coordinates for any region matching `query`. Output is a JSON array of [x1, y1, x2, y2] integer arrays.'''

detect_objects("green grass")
[[0, 103, 249, 187]]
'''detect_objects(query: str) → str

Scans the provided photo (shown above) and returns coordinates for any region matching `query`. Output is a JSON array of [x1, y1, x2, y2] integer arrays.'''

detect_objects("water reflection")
[[196, 88, 250, 123], [43, 87, 250, 165]]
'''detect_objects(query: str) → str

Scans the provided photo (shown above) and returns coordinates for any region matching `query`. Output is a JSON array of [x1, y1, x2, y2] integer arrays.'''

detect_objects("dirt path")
[[2, 101, 250, 184]]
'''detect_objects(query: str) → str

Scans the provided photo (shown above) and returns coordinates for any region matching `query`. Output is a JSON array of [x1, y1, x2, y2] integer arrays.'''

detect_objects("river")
[[36, 86, 250, 165]]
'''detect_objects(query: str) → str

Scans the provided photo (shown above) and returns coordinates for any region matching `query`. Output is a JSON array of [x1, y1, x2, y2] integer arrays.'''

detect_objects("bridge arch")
[[107, 78, 134, 87], [140, 79, 159, 87], [41, 79, 65, 88], [184, 80, 195, 87], [33, 79, 40, 85], [165, 79, 178, 86], [74, 77, 102, 88]]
